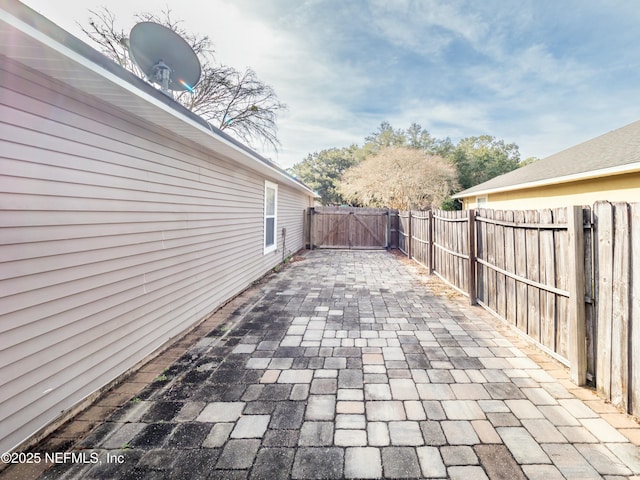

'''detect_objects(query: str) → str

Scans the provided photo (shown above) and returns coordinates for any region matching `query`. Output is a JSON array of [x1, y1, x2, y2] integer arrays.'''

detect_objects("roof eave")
[[452, 162, 640, 199]]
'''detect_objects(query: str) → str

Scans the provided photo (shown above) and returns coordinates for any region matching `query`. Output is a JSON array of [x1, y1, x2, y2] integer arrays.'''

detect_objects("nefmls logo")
[[45, 452, 100, 464]]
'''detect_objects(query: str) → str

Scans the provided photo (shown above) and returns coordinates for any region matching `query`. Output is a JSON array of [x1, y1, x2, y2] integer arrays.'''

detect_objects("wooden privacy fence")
[[398, 210, 474, 296], [474, 207, 591, 388], [397, 210, 432, 268], [593, 201, 640, 414], [307, 206, 393, 249], [397, 202, 640, 416], [433, 210, 474, 297]]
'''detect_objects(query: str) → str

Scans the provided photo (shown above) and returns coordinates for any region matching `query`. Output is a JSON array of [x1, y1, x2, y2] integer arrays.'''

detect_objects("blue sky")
[[22, 0, 640, 168]]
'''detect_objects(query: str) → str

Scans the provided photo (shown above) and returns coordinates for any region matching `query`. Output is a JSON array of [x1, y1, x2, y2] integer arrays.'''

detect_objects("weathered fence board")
[[514, 210, 528, 333], [398, 211, 409, 255], [484, 209, 496, 314], [495, 210, 506, 320], [567, 205, 587, 385], [504, 210, 517, 327], [611, 202, 630, 410], [555, 207, 570, 361], [591, 201, 640, 414], [476, 211, 486, 306], [595, 201, 614, 401], [631, 203, 640, 414], [526, 210, 541, 342], [539, 209, 556, 351]]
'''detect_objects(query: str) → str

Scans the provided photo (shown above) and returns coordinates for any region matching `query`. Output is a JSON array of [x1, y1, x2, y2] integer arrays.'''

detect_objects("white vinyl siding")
[[0, 59, 312, 454], [264, 181, 278, 253], [278, 184, 309, 258]]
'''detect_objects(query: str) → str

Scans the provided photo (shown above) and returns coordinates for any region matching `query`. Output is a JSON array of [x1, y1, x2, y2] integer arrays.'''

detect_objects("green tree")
[[338, 146, 458, 210], [363, 122, 454, 158], [289, 146, 360, 205], [450, 135, 521, 190], [362, 121, 407, 155], [520, 156, 539, 167], [406, 122, 434, 150]]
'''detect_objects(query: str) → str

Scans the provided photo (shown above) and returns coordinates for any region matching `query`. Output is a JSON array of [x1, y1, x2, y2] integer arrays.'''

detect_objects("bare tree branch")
[[338, 146, 459, 210], [78, 7, 286, 150]]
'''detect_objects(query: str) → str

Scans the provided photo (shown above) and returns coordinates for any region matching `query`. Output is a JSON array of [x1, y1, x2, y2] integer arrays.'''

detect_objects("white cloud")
[[470, 43, 594, 101], [368, 0, 487, 56], [19, 0, 640, 169], [181, 0, 380, 166]]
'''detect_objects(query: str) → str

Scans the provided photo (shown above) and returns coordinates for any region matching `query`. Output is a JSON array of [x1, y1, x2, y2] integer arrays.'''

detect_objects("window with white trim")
[[264, 181, 278, 253], [476, 196, 488, 208]]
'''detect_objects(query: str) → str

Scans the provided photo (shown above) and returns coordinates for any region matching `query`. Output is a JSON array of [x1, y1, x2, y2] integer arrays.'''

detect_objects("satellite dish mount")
[[128, 22, 201, 97], [151, 60, 171, 94]]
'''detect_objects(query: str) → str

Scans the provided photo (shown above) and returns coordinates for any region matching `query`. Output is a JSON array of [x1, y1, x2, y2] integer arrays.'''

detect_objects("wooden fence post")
[[428, 210, 434, 274], [382, 208, 391, 251], [567, 205, 587, 385], [611, 202, 630, 411], [303, 208, 309, 249], [408, 210, 413, 259], [468, 209, 477, 305], [631, 203, 640, 416], [309, 207, 315, 251]]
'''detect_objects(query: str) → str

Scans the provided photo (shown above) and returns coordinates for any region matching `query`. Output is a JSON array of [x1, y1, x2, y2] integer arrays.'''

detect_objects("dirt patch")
[[289, 254, 306, 264], [389, 249, 463, 300]]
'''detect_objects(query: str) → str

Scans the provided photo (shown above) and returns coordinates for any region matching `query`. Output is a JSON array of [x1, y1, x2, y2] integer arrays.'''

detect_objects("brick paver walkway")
[[13, 251, 640, 478]]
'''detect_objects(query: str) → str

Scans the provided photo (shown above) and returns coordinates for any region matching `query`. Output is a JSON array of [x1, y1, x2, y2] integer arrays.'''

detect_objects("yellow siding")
[[462, 171, 640, 209]]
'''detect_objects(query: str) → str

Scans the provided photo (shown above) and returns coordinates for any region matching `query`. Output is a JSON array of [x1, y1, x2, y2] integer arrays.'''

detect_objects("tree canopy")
[[290, 121, 529, 209], [338, 146, 458, 210], [362, 122, 454, 158], [450, 135, 521, 190], [288, 147, 360, 206], [81, 8, 286, 149]]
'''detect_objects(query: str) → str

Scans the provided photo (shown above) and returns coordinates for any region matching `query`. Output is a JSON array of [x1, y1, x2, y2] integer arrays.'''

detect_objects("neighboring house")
[[453, 120, 640, 209], [0, 0, 315, 455]]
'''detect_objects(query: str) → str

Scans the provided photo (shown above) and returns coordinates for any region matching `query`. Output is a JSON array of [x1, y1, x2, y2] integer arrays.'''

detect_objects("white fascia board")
[[0, 7, 315, 197], [452, 162, 640, 199]]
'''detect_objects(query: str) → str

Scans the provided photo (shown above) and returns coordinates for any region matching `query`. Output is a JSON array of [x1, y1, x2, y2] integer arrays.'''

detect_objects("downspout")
[[282, 227, 287, 263]]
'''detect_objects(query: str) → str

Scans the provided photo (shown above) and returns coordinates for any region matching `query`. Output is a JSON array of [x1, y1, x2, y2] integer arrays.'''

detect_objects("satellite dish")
[[128, 22, 201, 96]]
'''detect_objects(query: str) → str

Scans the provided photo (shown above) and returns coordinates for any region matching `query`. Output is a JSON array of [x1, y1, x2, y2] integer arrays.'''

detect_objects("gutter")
[[452, 162, 640, 199]]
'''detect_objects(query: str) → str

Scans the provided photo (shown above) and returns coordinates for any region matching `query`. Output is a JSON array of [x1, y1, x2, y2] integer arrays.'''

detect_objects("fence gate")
[[309, 207, 389, 249]]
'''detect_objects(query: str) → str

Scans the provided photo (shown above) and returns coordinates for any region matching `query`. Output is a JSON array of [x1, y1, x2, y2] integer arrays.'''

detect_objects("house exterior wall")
[[461, 171, 640, 209], [0, 60, 313, 454]]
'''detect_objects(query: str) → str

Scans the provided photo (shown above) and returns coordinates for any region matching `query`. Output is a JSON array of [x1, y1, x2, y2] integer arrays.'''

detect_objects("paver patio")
[[6, 250, 640, 479]]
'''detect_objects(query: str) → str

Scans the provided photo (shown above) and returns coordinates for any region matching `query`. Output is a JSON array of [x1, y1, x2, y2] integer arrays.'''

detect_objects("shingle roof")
[[453, 120, 640, 198]]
